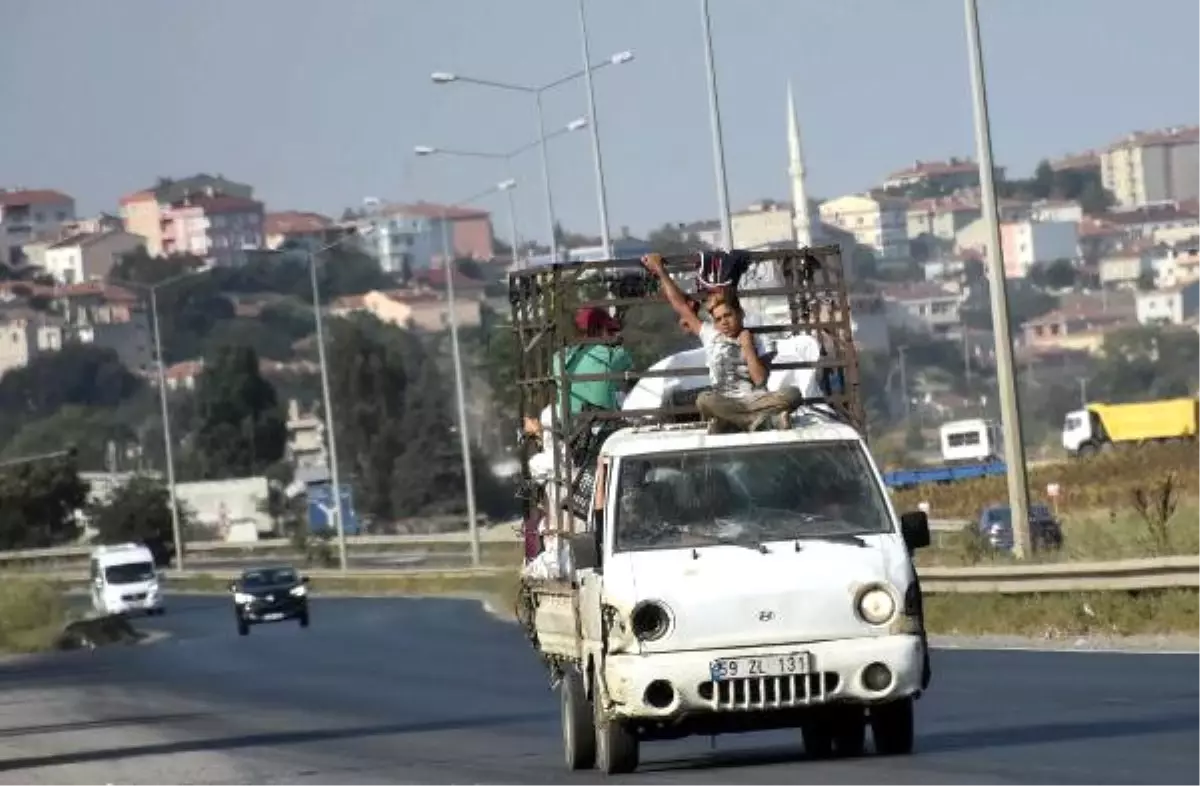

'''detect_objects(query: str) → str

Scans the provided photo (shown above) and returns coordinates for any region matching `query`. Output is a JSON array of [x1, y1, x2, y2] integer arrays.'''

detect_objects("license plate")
[[264, 612, 285, 621], [710, 652, 813, 681]]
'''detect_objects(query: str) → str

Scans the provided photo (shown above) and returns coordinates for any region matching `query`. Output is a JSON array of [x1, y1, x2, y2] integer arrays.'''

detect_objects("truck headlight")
[[630, 601, 672, 642], [856, 585, 896, 625]]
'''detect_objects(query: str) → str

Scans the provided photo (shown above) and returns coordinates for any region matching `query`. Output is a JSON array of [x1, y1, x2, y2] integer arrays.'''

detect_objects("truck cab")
[[509, 246, 932, 774], [89, 543, 164, 616]]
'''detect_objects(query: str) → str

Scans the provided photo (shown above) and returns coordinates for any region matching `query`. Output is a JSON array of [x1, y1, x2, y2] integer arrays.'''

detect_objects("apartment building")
[[882, 157, 1001, 193], [119, 174, 255, 256], [1, 188, 76, 265], [264, 211, 337, 252], [1136, 281, 1199, 326], [158, 195, 264, 267], [0, 308, 65, 377], [879, 282, 961, 337], [43, 230, 145, 285], [818, 193, 909, 264], [906, 197, 981, 242], [1101, 125, 1199, 207], [53, 283, 152, 373], [1028, 200, 1084, 224], [1102, 200, 1199, 244], [1022, 306, 1130, 355], [955, 218, 1079, 278], [362, 200, 494, 270]]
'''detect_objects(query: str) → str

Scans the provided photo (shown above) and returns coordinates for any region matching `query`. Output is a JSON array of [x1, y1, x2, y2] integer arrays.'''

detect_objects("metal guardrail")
[[917, 555, 1200, 593], [7, 556, 1196, 595], [0, 520, 975, 568]]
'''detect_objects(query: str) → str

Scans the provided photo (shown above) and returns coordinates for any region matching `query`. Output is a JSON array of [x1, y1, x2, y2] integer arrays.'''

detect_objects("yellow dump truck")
[[1061, 397, 1199, 457]]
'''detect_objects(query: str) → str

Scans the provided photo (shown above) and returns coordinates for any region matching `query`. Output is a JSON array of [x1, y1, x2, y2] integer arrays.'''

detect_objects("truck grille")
[[700, 672, 838, 711], [122, 592, 147, 601]]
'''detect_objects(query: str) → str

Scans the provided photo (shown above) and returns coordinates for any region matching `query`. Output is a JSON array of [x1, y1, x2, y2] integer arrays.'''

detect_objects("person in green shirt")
[[552, 306, 635, 417]]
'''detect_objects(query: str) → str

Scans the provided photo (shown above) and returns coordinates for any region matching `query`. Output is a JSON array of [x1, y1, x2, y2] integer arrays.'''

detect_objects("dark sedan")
[[976, 503, 1064, 554], [229, 565, 310, 636]]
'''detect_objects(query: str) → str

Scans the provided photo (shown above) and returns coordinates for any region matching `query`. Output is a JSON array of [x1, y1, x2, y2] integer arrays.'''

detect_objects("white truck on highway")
[[508, 246, 933, 774]]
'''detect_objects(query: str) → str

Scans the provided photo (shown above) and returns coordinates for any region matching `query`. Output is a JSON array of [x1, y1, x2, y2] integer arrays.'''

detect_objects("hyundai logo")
[[758, 610, 775, 622]]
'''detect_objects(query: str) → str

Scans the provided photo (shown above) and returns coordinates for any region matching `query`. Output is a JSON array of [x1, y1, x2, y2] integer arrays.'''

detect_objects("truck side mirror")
[[900, 511, 931, 551]]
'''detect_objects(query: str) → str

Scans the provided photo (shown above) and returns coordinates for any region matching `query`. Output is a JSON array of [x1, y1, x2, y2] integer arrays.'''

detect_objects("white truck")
[[508, 246, 933, 774], [89, 542, 165, 616]]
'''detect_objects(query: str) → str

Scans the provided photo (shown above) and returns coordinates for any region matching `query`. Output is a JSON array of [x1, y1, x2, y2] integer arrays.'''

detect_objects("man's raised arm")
[[641, 253, 702, 335]]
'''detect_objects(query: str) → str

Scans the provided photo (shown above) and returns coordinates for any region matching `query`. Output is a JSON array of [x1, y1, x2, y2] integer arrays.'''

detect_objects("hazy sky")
[[1, 0, 1196, 243]]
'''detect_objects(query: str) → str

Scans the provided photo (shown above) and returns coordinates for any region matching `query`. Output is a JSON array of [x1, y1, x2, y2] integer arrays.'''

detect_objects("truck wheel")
[[560, 667, 595, 770], [594, 693, 639, 774], [871, 697, 915, 755]]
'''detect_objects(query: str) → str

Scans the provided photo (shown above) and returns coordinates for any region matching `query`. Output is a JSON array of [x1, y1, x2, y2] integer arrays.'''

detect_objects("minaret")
[[787, 80, 814, 248]]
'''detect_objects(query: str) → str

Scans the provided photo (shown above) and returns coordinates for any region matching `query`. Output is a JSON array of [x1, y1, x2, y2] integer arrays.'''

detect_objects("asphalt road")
[[0, 596, 1195, 785]]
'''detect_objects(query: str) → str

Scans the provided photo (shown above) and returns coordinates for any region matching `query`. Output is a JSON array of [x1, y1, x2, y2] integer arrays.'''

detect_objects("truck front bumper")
[[602, 634, 924, 720]]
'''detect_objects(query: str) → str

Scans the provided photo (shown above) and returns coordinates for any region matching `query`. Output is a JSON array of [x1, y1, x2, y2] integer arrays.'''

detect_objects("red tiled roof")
[[886, 158, 978, 181], [413, 268, 485, 290], [1109, 125, 1199, 150], [264, 211, 333, 236], [119, 189, 155, 206], [1050, 151, 1101, 171], [385, 201, 489, 220], [184, 195, 263, 214], [1104, 203, 1199, 226], [0, 189, 74, 207]]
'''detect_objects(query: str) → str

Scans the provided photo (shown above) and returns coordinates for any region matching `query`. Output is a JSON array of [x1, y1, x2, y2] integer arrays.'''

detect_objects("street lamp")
[[414, 118, 587, 267], [305, 226, 376, 573], [437, 179, 518, 567], [110, 265, 214, 571], [963, 0, 1033, 558], [699, 0, 733, 250], [431, 49, 634, 262], [576, 0, 616, 258]]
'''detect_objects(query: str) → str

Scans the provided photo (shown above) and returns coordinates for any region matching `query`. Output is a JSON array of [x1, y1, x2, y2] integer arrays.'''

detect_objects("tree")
[[1028, 259, 1077, 290], [1, 406, 139, 469], [646, 223, 708, 256], [0, 344, 143, 418], [192, 343, 287, 479], [108, 248, 205, 287], [88, 476, 179, 566], [0, 458, 89, 550]]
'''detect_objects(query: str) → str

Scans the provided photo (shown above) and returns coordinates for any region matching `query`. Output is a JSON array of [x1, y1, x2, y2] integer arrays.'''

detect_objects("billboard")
[[306, 482, 360, 535]]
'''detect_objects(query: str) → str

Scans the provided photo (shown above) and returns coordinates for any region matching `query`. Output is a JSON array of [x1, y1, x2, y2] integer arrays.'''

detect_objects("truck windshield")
[[1064, 415, 1083, 430], [613, 441, 894, 552], [104, 561, 156, 584]]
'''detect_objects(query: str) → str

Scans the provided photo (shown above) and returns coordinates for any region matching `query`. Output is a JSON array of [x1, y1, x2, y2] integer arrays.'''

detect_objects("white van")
[[89, 543, 164, 616], [938, 418, 1001, 464]]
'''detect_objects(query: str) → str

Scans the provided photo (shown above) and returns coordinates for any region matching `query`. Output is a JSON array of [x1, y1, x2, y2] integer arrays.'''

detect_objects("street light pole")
[[432, 52, 633, 263], [303, 228, 376, 572], [532, 91, 559, 262], [148, 285, 184, 571], [964, 0, 1033, 558], [576, 0, 613, 258], [308, 247, 348, 573], [699, 0, 734, 250]]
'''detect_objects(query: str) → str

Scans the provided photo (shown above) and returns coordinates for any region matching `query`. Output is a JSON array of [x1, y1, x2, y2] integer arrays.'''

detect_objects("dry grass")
[[0, 580, 71, 653], [925, 589, 1198, 638], [916, 504, 1200, 567], [891, 442, 1199, 519]]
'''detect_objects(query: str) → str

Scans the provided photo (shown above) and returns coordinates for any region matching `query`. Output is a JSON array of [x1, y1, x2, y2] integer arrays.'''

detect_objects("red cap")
[[574, 306, 622, 334]]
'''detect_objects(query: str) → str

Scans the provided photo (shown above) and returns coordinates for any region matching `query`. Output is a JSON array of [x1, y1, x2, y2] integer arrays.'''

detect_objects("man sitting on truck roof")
[[641, 252, 802, 433]]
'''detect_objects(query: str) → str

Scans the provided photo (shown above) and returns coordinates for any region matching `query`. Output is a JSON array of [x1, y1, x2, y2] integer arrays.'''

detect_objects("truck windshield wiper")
[[685, 531, 770, 554], [793, 533, 868, 548]]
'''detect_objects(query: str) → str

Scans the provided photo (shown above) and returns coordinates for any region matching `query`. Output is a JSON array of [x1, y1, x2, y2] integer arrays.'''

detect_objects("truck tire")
[[560, 667, 595, 770], [871, 696, 915, 755], [803, 705, 865, 758], [594, 692, 639, 774]]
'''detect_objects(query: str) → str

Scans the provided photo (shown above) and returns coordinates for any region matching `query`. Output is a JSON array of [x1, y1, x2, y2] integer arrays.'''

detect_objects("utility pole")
[[964, 0, 1033, 558]]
